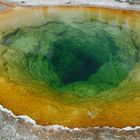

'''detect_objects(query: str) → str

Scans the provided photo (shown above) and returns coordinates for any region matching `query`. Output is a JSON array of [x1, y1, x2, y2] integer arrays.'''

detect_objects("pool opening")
[[1, 21, 138, 93], [50, 44, 102, 84]]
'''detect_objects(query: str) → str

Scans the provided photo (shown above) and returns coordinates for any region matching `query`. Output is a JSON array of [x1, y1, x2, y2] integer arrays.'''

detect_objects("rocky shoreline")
[[0, 0, 140, 11], [0, 105, 140, 140]]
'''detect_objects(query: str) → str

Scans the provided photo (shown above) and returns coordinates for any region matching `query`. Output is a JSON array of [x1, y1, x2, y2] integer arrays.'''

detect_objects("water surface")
[[0, 7, 140, 128]]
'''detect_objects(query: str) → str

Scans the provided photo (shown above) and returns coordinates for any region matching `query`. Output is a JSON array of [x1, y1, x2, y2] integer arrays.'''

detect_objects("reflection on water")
[[0, 7, 140, 128]]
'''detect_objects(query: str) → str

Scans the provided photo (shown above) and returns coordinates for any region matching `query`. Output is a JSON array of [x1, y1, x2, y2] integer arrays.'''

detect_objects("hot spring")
[[0, 6, 140, 128]]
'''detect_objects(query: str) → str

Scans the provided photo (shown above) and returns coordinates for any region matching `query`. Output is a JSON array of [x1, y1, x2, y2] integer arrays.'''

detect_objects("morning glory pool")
[[0, 7, 140, 128]]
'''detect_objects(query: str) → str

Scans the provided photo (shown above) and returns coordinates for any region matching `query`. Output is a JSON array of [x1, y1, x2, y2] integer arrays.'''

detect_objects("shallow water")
[[0, 7, 140, 128]]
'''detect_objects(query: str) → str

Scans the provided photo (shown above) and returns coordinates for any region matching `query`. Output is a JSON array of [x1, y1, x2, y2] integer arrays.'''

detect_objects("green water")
[[0, 15, 138, 98]]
